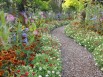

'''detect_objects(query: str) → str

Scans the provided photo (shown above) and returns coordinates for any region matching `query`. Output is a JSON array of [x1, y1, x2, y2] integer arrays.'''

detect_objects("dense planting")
[[0, 11, 70, 76]]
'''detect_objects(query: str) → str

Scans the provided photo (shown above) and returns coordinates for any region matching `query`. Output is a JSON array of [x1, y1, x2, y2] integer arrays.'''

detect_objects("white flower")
[[56, 71, 60, 74], [45, 74, 49, 77], [33, 66, 35, 69], [59, 75, 61, 77], [95, 63, 98, 66], [30, 70, 33, 72], [39, 67, 42, 70], [47, 71, 51, 74], [38, 75, 42, 77], [52, 71, 55, 74], [101, 68, 103, 71]]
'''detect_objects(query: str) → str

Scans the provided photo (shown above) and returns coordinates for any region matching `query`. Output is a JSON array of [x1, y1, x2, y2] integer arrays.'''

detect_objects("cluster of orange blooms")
[[0, 49, 20, 76], [0, 47, 37, 76], [72, 22, 80, 26], [0, 49, 17, 65], [0, 34, 42, 76]]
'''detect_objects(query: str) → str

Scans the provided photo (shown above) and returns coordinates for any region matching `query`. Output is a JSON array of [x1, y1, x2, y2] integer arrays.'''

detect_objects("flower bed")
[[14, 34, 61, 77], [0, 33, 62, 77], [65, 22, 103, 71], [0, 13, 66, 76], [0, 10, 71, 76]]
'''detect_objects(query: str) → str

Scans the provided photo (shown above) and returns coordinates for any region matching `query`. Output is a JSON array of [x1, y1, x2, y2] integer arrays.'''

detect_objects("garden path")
[[51, 26, 103, 77]]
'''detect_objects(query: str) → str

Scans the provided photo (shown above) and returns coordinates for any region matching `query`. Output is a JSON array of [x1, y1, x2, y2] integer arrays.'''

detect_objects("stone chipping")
[[51, 26, 103, 77]]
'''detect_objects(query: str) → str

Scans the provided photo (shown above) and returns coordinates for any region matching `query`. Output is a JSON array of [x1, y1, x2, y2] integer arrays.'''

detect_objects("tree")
[[49, 0, 63, 13]]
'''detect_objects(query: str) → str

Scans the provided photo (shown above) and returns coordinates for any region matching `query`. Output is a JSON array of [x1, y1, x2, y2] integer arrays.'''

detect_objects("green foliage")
[[62, 0, 91, 12], [0, 11, 10, 49], [27, 0, 50, 11]]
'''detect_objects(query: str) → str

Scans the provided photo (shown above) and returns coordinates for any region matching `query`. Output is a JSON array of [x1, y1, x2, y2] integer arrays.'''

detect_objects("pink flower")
[[100, 18, 103, 22], [30, 19, 35, 22], [24, 18, 28, 24], [6, 14, 15, 22], [33, 30, 38, 35]]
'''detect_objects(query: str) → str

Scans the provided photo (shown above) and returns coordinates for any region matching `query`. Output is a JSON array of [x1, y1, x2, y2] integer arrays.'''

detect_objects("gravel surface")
[[51, 26, 103, 77]]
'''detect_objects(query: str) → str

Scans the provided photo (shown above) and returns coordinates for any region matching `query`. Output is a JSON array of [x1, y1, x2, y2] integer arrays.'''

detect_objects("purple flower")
[[25, 28, 29, 32], [22, 33, 27, 38], [22, 33, 28, 43]]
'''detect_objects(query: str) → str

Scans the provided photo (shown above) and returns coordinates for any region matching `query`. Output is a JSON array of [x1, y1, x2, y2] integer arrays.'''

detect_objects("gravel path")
[[51, 26, 103, 77]]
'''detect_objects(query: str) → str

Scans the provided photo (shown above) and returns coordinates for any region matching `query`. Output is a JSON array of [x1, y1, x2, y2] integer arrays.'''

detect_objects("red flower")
[[0, 61, 2, 68], [21, 61, 26, 65], [45, 59, 48, 62], [20, 75, 25, 77], [17, 70, 20, 73], [32, 72, 35, 76], [25, 72, 29, 76], [49, 64, 53, 67], [29, 64, 34, 68]]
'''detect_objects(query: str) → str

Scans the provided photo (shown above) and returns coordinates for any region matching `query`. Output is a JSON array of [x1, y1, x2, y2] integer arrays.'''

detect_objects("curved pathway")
[[51, 26, 103, 77]]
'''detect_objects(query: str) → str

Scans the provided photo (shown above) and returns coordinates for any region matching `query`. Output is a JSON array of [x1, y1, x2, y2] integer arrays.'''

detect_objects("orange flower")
[[29, 56, 34, 61], [25, 47, 30, 50], [0, 70, 4, 76], [20, 52, 25, 57], [10, 55, 15, 59], [4, 54, 10, 60], [12, 59, 19, 65], [10, 58, 15, 63], [0, 56, 3, 62], [30, 44, 36, 48], [8, 49, 16, 54], [72, 22, 80, 26], [1, 50, 8, 55], [22, 43, 26, 47], [30, 53, 36, 57]]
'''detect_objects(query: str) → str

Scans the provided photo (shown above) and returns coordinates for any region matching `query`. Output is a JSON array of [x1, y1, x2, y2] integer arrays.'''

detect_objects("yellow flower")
[[22, 26, 25, 30]]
